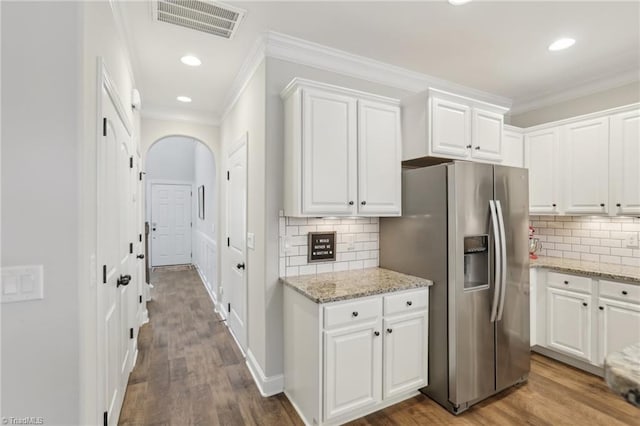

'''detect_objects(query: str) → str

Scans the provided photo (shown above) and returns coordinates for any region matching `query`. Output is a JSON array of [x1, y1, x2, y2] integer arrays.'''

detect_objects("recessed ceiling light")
[[448, 0, 472, 5], [177, 96, 192, 103], [548, 38, 576, 51], [180, 55, 201, 66]]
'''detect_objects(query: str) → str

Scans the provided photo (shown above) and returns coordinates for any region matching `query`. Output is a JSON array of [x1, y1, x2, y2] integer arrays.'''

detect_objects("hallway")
[[118, 267, 301, 425]]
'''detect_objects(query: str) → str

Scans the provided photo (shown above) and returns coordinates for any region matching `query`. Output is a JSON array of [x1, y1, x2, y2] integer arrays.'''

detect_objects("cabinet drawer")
[[384, 289, 428, 316], [324, 297, 382, 330], [599, 280, 640, 304], [547, 271, 592, 294]]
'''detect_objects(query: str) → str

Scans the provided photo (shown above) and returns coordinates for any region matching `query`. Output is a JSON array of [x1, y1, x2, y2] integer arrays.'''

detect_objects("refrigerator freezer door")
[[494, 165, 531, 391], [448, 162, 497, 407]]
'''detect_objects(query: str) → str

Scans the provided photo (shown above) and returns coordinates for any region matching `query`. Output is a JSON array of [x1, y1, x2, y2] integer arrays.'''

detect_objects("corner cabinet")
[[609, 109, 640, 215], [284, 287, 429, 426], [282, 79, 402, 217], [402, 88, 507, 163]]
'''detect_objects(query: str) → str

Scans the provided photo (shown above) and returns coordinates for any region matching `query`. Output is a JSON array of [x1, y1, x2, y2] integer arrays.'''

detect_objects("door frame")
[[224, 132, 248, 351], [146, 179, 194, 267], [95, 57, 135, 426]]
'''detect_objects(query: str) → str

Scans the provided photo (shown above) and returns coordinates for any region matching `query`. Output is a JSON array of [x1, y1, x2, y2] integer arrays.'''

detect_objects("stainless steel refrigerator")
[[380, 161, 530, 414]]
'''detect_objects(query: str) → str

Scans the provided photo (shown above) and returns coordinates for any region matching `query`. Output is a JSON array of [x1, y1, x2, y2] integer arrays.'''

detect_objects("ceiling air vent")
[[153, 1, 246, 39]]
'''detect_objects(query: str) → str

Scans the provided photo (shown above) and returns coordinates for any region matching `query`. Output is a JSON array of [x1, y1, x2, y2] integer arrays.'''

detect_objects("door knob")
[[117, 274, 131, 287], [137, 254, 145, 259], [236, 263, 245, 270]]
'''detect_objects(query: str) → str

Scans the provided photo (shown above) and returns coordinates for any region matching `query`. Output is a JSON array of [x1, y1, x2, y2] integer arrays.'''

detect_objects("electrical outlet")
[[344, 234, 355, 251], [626, 232, 639, 248]]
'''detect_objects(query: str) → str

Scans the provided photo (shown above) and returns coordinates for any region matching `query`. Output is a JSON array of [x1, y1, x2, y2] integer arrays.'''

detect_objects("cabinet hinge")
[[129, 156, 133, 169], [227, 237, 230, 247], [139, 171, 143, 181], [227, 303, 231, 313], [129, 328, 134, 339], [102, 118, 107, 137], [129, 243, 133, 254], [102, 265, 107, 284], [103, 411, 107, 426], [139, 295, 142, 304], [227, 171, 230, 180], [139, 234, 142, 242]]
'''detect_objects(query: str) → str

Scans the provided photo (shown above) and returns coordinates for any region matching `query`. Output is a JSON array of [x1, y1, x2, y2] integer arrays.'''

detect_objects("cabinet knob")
[[387, 328, 393, 333], [348, 201, 354, 205], [564, 280, 569, 285], [616, 203, 621, 207], [352, 311, 358, 317], [406, 301, 413, 306], [474, 146, 481, 150], [361, 201, 367, 206], [466, 144, 472, 149], [552, 203, 557, 207], [622, 290, 628, 295], [374, 331, 380, 337], [600, 203, 605, 207], [599, 306, 604, 310], [582, 302, 588, 307]]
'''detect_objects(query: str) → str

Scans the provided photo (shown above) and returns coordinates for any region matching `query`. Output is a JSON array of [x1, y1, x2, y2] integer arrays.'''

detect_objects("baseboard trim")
[[532, 345, 604, 377], [246, 349, 284, 397]]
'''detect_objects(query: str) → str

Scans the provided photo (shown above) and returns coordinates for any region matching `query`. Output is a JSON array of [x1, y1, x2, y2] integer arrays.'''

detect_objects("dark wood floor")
[[119, 268, 638, 425]]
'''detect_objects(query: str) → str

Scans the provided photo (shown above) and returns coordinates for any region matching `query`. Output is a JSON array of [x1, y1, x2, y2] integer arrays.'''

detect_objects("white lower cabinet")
[[546, 287, 592, 361], [533, 268, 640, 373], [284, 286, 429, 425]]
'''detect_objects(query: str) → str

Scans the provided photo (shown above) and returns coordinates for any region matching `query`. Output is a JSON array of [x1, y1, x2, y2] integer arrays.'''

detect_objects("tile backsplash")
[[530, 215, 640, 267], [279, 215, 379, 277]]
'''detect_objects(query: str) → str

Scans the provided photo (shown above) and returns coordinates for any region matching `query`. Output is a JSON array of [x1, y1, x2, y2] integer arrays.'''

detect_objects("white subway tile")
[[363, 224, 378, 233], [286, 226, 299, 236], [316, 263, 334, 274], [563, 251, 581, 260], [299, 225, 318, 235], [317, 225, 334, 232], [363, 259, 378, 268], [555, 229, 572, 237], [600, 239, 622, 248], [357, 251, 370, 260], [338, 252, 356, 262], [590, 246, 610, 255], [563, 222, 582, 229], [370, 233, 379, 242], [286, 266, 299, 277], [290, 236, 307, 246], [589, 230, 610, 239], [571, 245, 590, 253], [349, 260, 364, 270], [610, 231, 632, 240], [355, 217, 371, 223], [599, 255, 621, 265], [540, 228, 556, 235], [563, 237, 581, 244], [556, 216, 573, 222], [543, 242, 555, 250], [572, 229, 590, 237], [335, 225, 351, 234], [364, 241, 379, 250], [621, 257, 640, 267], [601, 222, 622, 231], [356, 233, 371, 242], [555, 243, 572, 251], [634, 249, 640, 257], [547, 236, 564, 243], [279, 258, 286, 277], [548, 222, 564, 229], [546, 249, 563, 258], [370, 217, 379, 224], [307, 218, 325, 225], [611, 248, 633, 257], [279, 218, 286, 237], [298, 245, 308, 257], [324, 218, 342, 225], [349, 224, 364, 233], [621, 223, 640, 232], [369, 251, 379, 260], [532, 221, 548, 228], [336, 243, 349, 253], [333, 262, 350, 272], [581, 222, 600, 230], [299, 265, 317, 275], [289, 255, 307, 266], [612, 217, 634, 223], [288, 217, 308, 226], [580, 253, 599, 262], [581, 237, 600, 246]]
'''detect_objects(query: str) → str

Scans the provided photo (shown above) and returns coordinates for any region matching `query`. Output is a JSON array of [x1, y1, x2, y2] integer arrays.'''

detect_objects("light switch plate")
[[247, 232, 255, 249], [1, 265, 44, 303], [626, 232, 639, 248]]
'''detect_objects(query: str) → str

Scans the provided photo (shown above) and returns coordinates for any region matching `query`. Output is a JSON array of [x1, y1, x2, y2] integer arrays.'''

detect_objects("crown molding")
[[141, 105, 220, 127], [510, 68, 640, 116]]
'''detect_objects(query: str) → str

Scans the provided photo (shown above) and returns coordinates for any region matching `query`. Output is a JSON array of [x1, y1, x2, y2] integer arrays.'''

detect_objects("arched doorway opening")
[[144, 135, 218, 303]]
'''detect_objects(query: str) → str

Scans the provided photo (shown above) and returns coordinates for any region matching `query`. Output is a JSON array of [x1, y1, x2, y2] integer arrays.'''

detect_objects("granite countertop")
[[605, 343, 640, 407], [280, 267, 433, 304], [531, 256, 640, 285]]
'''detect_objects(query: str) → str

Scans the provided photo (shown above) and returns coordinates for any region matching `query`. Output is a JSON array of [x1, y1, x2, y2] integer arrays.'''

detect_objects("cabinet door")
[[302, 88, 357, 215], [525, 128, 560, 214], [503, 129, 524, 168], [471, 108, 503, 162], [563, 117, 610, 214], [546, 287, 592, 360], [430, 97, 471, 158], [357, 100, 401, 216], [610, 109, 640, 215], [383, 312, 428, 399], [597, 298, 640, 365], [324, 322, 382, 420]]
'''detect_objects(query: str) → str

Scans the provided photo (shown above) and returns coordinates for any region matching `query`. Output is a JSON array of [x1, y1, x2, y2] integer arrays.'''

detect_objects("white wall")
[[146, 136, 196, 182], [141, 117, 220, 159], [509, 81, 640, 127], [1, 3, 81, 423]]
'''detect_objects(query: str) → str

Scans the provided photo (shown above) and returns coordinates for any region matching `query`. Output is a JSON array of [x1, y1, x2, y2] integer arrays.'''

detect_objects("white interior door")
[[150, 184, 192, 266], [98, 86, 134, 426], [226, 134, 247, 350]]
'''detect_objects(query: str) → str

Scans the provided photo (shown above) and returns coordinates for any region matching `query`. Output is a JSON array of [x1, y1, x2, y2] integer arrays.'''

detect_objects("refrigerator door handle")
[[489, 200, 501, 323], [496, 200, 508, 321]]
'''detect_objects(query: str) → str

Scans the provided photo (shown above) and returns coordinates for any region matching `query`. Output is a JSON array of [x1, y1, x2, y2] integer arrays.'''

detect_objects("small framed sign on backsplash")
[[307, 231, 336, 263]]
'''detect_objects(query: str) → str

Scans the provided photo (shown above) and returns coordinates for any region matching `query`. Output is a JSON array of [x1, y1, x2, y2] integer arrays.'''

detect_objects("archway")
[[144, 135, 219, 305]]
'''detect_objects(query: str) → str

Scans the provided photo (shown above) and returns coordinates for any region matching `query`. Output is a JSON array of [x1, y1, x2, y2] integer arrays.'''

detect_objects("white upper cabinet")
[[430, 97, 472, 158], [610, 109, 640, 215], [502, 126, 524, 168], [471, 108, 504, 161], [525, 127, 561, 214], [402, 88, 508, 163], [562, 117, 610, 214], [282, 79, 402, 217], [357, 100, 402, 216]]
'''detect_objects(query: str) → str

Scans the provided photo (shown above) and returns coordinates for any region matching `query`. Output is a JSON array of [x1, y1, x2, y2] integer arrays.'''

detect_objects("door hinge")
[[129, 156, 133, 169], [139, 295, 142, 304], [190, 222, 192, 228], [102, 118, 107, 136], [227, 237, 230, 247], [103, 411, 107, 426], [129, 328, 134, 339], [139, 233, 142, 242], [129, 243, 133, 254], [102, 265, 107, 284], [227, 171, 230, 180], [139, 171, 143, 181], [190, 252, 193, 258], [227, 303, 231, 313]]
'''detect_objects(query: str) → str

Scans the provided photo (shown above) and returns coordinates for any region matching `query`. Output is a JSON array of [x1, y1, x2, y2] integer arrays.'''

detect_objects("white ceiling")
[[119, 1, 640, 123]]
